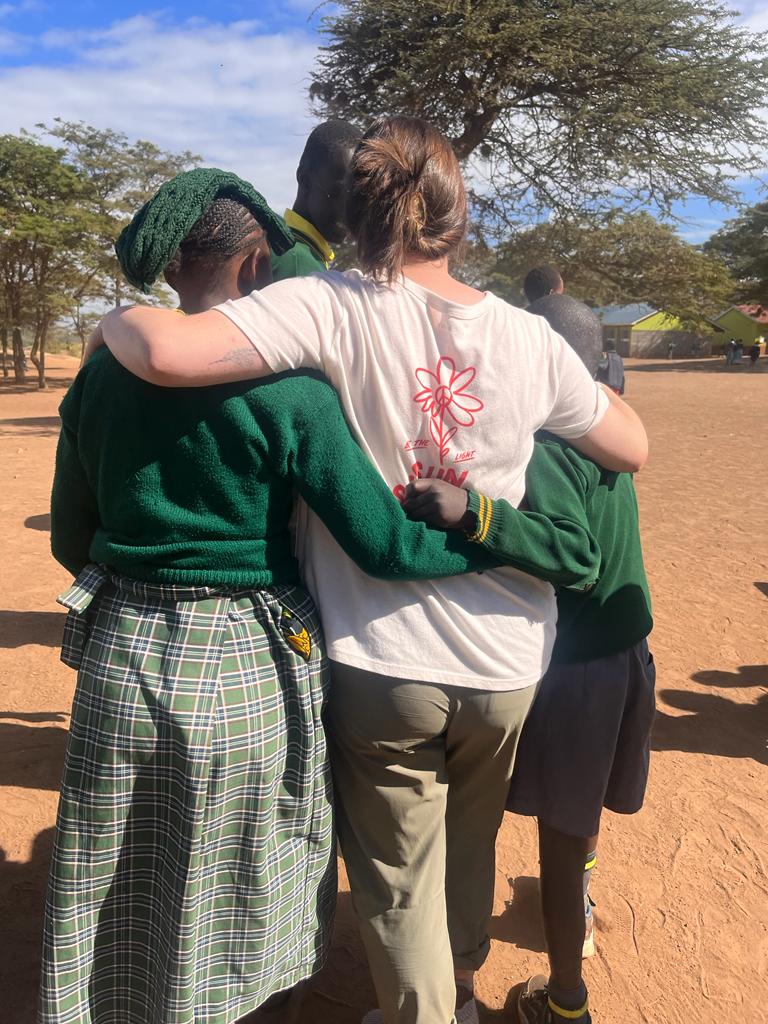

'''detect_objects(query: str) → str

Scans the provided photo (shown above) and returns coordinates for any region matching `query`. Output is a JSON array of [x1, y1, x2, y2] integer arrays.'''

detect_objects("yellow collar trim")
[[284, 209, 334, 266]]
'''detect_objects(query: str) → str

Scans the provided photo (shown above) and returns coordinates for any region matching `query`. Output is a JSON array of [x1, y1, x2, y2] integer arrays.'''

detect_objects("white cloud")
[[0, 0, 43, 18], [0, 14, 322, 212], [738, 0, 768, 33]]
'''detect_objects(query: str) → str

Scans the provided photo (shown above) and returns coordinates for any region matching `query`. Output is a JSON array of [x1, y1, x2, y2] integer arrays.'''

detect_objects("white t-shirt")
[[217, 270, 608, 691]]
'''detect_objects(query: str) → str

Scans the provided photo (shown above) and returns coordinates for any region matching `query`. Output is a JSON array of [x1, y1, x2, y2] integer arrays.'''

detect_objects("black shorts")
[[507, 639, 656, 838]]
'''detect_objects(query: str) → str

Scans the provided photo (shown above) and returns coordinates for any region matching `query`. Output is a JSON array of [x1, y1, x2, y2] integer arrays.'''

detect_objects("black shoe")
[[516, 975, 591, 1024]]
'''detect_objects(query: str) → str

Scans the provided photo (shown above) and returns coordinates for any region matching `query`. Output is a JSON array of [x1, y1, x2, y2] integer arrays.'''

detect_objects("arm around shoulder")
[[96, 306, 271, 387], [287, 383, 499, 580]]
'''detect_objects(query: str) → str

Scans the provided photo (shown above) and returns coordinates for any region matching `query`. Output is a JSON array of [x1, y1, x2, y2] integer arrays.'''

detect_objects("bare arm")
[[569, 385, 648, 474], [88, 306, 272, 386]]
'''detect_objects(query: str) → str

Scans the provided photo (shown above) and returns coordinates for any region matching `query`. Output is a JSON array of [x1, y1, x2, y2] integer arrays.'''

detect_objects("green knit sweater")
[[52, 351, 507, 585], [467, 432, 652, 663]]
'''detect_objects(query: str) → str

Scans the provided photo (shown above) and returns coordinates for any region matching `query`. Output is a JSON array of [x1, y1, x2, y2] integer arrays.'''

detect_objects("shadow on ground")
[[653, 663, 768, 765], [0, 378, 73, 396], [490, 875, 546, 954], [0, 415, 61, 437], [0, 610, 65, 648], [25, 513, 51, 532], [0, 717, 68, 791], [626, 358, 765, 374], [0, 826, 54, 1023], [296, 890, 376, 1024]]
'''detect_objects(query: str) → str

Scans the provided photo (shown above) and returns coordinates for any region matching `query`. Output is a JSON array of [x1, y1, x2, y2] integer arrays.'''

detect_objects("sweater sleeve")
[[465, 442, 601, 590], [50, 405, 100, 577], [286, 388, 499, 580]]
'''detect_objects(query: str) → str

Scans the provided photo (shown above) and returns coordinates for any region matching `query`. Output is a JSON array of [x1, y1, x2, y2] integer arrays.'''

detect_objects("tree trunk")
[[11, 327, 25, 383], [29, 320, 48, 389], [1, 324, 8, 380]]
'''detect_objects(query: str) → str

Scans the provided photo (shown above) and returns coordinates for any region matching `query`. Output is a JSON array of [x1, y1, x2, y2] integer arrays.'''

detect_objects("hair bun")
[[346, 116, 467, 283]]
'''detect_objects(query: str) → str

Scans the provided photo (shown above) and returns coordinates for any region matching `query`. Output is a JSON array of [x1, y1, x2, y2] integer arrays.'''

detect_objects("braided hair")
[[115, 168, 292, 293], [165, 197, 266, 282]]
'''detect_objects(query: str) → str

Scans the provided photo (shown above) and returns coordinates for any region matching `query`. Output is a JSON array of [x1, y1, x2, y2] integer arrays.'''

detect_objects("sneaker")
[[516, 975, 591, 1024], [361, 988, 479, 1024]]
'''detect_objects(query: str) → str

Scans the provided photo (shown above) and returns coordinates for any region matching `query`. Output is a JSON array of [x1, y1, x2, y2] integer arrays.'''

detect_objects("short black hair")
[[523, 265, 563, 304], [166, 197, 264, 279], [527, 293, 603, 376], [298, 119, 362, 177]]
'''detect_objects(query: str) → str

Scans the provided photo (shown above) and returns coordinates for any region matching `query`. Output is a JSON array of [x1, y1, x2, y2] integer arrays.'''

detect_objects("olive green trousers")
[[327, 663, 538, 1024]]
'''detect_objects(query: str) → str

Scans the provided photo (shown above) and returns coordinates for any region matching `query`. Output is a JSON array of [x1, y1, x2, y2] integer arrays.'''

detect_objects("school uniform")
[[270, 209, 333, 281], [467, 432, 655, 839], [41, 355, 495, 1024]]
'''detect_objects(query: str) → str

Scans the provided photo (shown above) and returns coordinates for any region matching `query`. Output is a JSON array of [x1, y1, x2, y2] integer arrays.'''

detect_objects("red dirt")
[[1, 354, 766, 1024]]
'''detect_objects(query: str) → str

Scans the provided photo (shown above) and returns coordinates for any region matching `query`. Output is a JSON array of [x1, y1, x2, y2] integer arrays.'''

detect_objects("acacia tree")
[[39, 120, 198, 307], [311, 0, 768, 222], [477, 211, 735, 326], [0, 135, 99, 386], [705, 201, 768, 300]]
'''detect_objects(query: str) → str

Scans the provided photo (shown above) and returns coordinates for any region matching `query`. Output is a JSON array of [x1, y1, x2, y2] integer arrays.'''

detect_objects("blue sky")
[[0, 1, 765, 239]]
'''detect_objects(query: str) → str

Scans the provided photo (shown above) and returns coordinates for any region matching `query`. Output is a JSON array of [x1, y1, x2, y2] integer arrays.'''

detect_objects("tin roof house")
[[595, 304, 715, 358]]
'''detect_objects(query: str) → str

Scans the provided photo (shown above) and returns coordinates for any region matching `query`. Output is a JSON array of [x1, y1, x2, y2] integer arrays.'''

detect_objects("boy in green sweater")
[[271, 119, 362, 281], [404, 294, 654, 1024]]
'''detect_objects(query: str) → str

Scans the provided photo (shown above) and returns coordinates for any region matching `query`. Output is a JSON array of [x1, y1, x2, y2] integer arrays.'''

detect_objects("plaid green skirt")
[[40, 565, 335, 1024]]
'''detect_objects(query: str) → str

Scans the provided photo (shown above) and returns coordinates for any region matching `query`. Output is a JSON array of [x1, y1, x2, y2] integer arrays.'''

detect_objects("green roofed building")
[[595, 304, 716, 358]]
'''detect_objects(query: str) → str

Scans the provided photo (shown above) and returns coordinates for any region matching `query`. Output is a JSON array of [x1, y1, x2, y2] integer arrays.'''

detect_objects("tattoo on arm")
[[210, 346, 263, 368]]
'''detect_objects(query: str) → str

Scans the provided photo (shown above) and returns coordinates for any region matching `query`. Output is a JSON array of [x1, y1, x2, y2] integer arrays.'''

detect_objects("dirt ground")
[[1, 353, 766, 1024]]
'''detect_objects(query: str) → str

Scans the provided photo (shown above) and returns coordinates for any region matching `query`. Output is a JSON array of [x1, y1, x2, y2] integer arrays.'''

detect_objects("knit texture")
[[116, 168, 295, 292], [465, 488, 600, 590]]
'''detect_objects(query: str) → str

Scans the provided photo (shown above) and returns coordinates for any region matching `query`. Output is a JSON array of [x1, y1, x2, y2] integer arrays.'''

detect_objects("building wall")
[[602, 325, 632, 355], [634, 311, 685, 332], [629, 330, 712, 358], [713, 309, 764, 348]]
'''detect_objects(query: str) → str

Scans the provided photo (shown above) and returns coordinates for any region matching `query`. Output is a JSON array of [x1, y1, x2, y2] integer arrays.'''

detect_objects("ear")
[[238, 245, 272, 295]]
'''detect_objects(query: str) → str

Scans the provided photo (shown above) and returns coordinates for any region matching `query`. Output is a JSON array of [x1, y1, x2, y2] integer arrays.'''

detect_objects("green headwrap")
[[115, 167, 295, 294]]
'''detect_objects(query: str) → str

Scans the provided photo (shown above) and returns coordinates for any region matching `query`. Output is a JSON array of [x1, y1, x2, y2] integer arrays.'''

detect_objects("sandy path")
[[0, 354, 766, 1023]]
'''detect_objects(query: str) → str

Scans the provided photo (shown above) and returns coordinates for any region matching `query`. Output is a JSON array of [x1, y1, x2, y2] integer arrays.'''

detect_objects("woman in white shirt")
[[89, 117, 646, 1024]]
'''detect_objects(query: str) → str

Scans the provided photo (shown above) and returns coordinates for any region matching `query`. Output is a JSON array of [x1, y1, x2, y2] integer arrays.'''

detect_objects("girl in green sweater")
[[40, 172, 510, 1024]]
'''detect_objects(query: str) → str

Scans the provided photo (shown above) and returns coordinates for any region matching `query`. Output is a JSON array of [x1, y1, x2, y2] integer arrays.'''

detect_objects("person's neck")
[[291, 196, 315, 230], [401, 256, 485, 305], [179, 285, 232, 315]]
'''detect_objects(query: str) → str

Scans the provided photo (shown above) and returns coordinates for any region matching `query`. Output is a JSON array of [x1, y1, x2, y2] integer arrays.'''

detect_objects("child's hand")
[[403, 479, 473, 531]]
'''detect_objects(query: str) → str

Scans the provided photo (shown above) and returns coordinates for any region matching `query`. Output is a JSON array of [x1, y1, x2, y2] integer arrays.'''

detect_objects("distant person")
[[667, 338, 677, 359], [595, 340, 625, 395], [750, 342, 761, 368], [725, 338, 737, 365], [405, 290, 654, 1024], [523, 264, 564, 305], [734, 340, 744, 363], [271, 119, 362, 281]]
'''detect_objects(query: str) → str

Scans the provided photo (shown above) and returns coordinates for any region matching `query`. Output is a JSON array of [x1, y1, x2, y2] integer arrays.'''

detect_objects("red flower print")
[[413, 357, 484, 463]]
